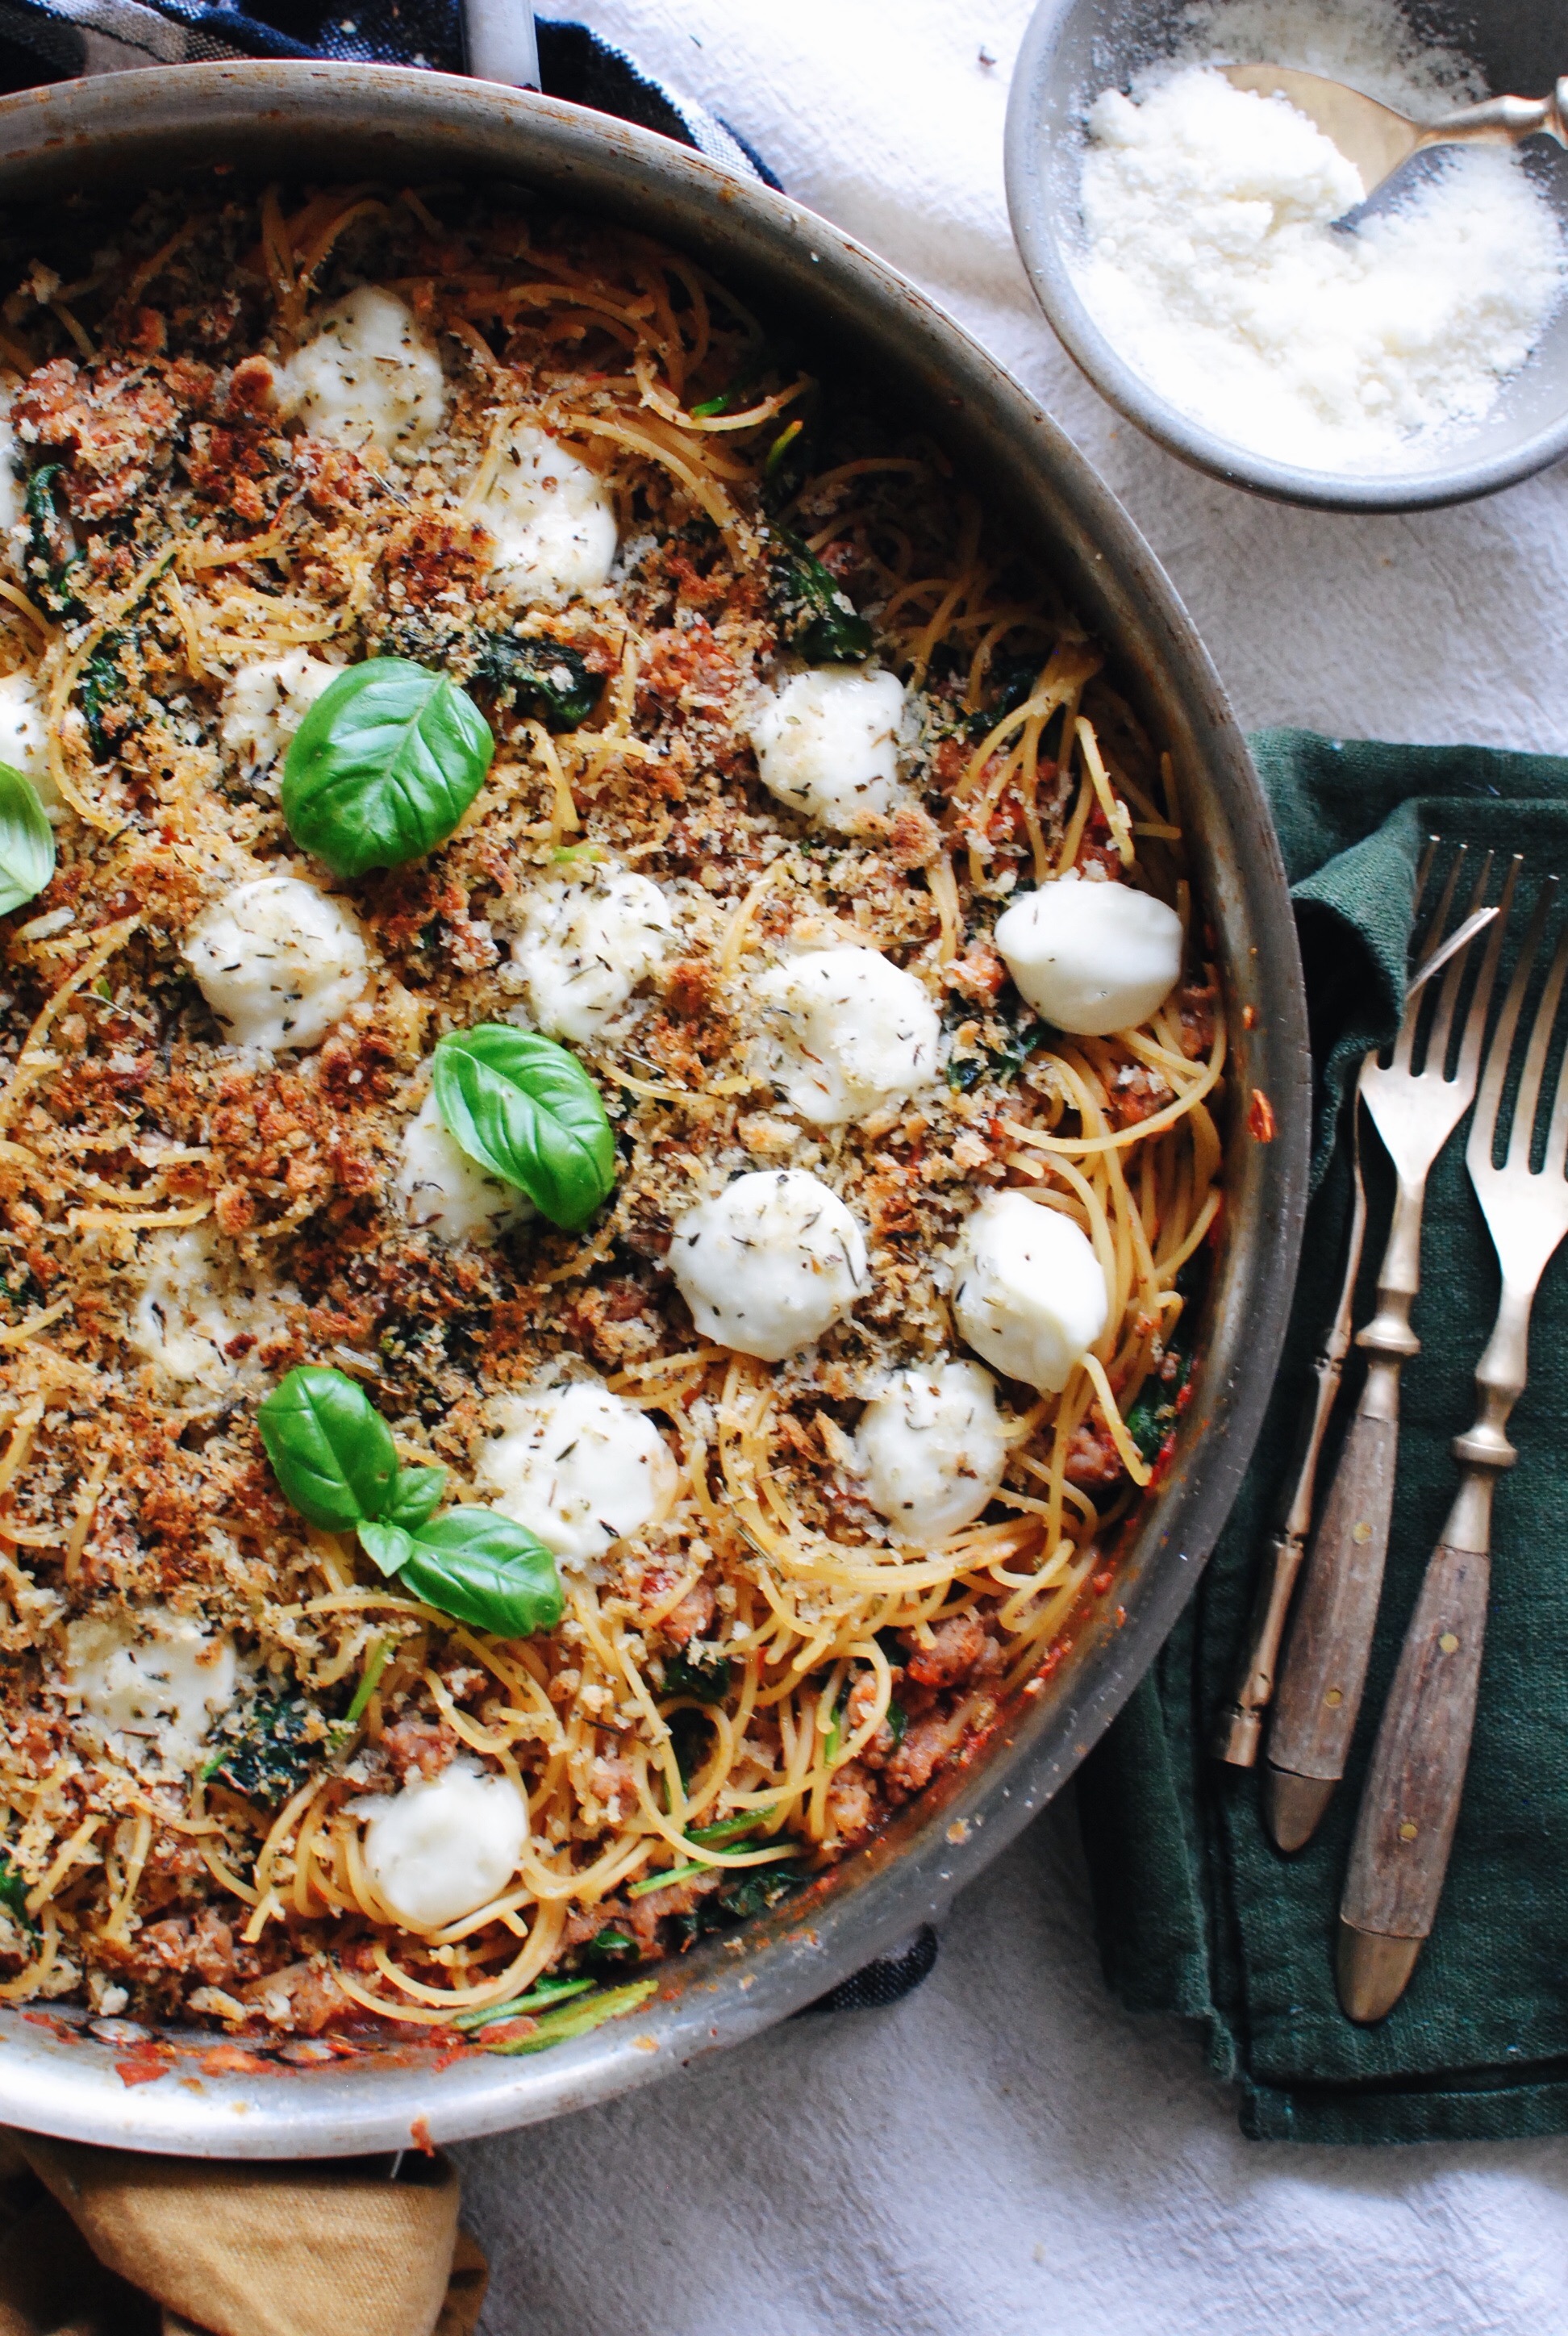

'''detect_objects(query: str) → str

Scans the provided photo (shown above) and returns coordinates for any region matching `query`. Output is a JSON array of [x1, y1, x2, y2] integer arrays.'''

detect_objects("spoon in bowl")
[[1221, 65, 1567, 223]]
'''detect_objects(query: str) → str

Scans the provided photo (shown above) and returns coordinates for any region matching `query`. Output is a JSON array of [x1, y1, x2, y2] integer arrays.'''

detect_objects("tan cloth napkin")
[[0, 2130, 486, 2336]]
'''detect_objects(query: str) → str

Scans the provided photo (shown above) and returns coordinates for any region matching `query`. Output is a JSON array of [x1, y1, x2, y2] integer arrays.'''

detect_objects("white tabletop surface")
[[458, 7, 1568, 2327]]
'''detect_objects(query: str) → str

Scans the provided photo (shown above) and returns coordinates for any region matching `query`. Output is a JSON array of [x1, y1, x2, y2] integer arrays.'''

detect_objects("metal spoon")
[[1221, 65, 1567, 223]]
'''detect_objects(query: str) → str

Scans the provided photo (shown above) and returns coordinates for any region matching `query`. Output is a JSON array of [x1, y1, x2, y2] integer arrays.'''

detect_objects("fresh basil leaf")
[[433, 1024, 615, 1232], [771, 530, 873, 664], [281, 657, 494, 879], [362, 1505, 564, 1638], [0, 765, 54, 917], [357, 1520, 415, 1579], [382, 1464, 447, 1532], [258, 1364, 399, 1532], [473, 634, 601, 731]]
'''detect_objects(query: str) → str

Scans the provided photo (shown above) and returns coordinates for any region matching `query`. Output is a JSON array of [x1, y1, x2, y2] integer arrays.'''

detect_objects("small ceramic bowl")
[[1004, 0, 1568, 511]]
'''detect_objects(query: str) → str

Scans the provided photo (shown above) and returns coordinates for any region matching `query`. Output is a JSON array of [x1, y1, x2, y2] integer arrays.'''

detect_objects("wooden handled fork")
[[1339, 877, 1568, 2021], [1264, 849, 1516, 1850]]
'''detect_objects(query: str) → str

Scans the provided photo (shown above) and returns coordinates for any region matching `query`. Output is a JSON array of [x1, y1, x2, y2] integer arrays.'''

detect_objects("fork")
[[1338, 878, 1568, 2022], [1264, 848, 1515, 1850], [1214, 902, 1494, 1768]]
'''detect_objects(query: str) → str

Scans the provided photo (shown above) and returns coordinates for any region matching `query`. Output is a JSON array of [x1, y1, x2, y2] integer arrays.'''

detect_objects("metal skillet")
[[0, 60, 1308, 2156]]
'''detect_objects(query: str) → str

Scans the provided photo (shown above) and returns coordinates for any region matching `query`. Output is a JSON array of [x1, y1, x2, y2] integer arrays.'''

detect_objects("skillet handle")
[[461, 0, 540, 90]]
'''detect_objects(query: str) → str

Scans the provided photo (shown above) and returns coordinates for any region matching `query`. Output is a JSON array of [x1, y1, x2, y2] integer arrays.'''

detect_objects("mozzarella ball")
[[513, 870, 675, 1044], [283, 286, 445, 461], [757, 946, 940, 1125], [858, 1360, 1009, 1541], [477, 1382, 678, 1566], [185, 876, 369, 1052], [65, 1607, 236, 1771], [474, 423, 617, 605], [361, 1764, 528, 1929], [951, 1191, 1109, 1394], [746, 667, 910, 831], [221, 651, 337, 779], [0, 669, 58, 811], [994, 872, 1183, 1037], [396, 1088, 532, 1245], [670, 1168, 869, 1362], [130, 1226, 285, 1388]]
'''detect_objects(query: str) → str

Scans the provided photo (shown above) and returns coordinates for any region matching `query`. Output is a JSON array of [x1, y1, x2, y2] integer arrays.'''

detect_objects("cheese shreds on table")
[[0, 180, 1223, 2032]]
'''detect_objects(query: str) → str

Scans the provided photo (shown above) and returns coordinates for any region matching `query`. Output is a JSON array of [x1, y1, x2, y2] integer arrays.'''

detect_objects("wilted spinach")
[[944, 995, 1046, 1093], [1124, 1260, 1204, 1463], [202, 1695, 323, 1805], [473, 633, 601, 730], [671, 1865, 803, 1950], [658, 1646, 732, 1704], [770, 530, 873, 664], [78, 634, 128, 762], [23, 464, 85, 615]]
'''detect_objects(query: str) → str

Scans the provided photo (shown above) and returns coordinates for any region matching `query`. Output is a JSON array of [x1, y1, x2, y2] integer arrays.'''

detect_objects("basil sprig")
[[360, 1511, 563, 1638], [0, 764, 55, 918], [258, 1364, 563, 1638], [281, 657, 494, 879], [433, 1024, 615, 1233]]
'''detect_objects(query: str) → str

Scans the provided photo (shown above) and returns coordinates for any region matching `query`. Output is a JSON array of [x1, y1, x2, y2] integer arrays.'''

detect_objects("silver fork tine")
[[1452, 855, 1520, 1099], [1422, 849, 1492, 1078], [1544, 928, 1568, 1174], [1395, 845, 1464, 1071], [1504, 884, 1565, 1171], [1469, 870, 1545, 1173]]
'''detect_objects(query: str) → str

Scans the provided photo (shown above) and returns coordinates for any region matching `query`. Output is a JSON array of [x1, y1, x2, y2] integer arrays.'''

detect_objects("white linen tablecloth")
[[458, 7, 1568, 2327]]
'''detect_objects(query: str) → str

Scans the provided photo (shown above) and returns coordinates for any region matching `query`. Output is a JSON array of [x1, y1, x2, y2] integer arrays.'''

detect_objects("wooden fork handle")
[[1337, 1538, 1490, 2022], [1265, 1400, 1399, 1847]]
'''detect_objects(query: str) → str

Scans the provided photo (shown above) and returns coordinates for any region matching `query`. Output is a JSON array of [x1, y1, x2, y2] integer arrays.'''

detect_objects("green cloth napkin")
[[1077, 728, 1568, 2146]]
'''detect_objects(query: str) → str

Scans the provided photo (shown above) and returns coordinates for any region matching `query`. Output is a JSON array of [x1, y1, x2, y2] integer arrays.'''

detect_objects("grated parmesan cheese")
[[1070, 9, 1568, 472]]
